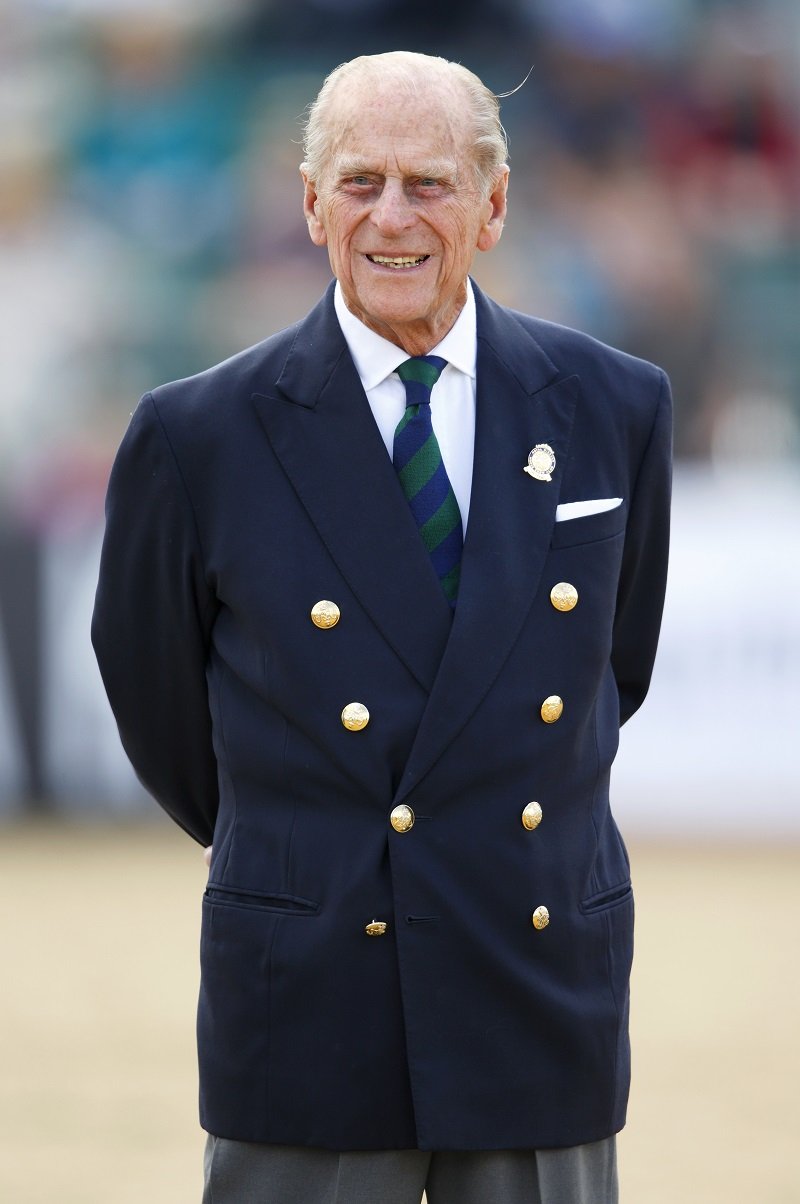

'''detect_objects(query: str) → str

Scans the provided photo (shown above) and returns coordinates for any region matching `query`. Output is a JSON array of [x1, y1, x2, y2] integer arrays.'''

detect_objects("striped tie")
[[393, 356, 463, 606]]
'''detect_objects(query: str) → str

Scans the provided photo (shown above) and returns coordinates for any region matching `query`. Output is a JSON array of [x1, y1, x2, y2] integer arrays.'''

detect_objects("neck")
[[342, 287, 467, 356]]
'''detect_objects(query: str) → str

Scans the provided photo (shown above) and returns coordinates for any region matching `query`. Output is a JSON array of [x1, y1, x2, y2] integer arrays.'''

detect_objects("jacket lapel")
[[252, 286, 452, 693], [394, 287, 580, 803]]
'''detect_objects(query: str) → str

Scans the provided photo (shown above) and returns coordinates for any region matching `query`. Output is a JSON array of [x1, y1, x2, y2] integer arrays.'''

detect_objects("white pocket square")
[[555, 497, 623, 522]]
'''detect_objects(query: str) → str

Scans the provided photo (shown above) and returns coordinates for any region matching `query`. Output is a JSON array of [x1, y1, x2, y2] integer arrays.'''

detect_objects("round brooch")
[[523, 443, 556, 482]]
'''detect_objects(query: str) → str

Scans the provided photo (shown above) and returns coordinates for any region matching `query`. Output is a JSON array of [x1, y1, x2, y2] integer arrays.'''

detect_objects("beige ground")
[[0, 822, 797, 1203]]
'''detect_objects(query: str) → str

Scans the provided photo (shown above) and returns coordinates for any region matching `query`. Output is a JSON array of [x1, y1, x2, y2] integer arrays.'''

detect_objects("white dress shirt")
[[333, 280, 477, 531]]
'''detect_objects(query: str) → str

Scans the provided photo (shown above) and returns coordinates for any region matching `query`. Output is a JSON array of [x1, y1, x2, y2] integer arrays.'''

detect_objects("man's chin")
[[348, 291, 433, 333]]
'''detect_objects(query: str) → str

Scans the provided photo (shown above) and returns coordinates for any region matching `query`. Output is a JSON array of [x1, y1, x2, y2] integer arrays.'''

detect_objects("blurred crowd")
[[1, 0, 798, 528], [1, 0, 798, 814]]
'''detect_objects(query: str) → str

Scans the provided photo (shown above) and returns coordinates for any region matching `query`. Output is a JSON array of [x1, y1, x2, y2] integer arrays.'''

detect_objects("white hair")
[[301, 51, 508, 198]]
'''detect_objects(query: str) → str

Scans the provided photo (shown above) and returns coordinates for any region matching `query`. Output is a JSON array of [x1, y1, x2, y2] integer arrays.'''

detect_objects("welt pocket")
[[550, 509, 626, 549], [204, 885, 320, 916], [580, 880, 633, 915]]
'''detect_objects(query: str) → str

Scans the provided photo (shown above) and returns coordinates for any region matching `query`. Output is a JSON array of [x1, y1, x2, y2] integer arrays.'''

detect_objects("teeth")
[[369, 254, 427, 268]]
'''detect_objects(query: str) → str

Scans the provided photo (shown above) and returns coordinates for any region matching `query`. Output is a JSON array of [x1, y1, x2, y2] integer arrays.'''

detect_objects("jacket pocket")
[[580, 880, 633, 916], [550, 507, 626, 549], [205, 885, 320, 916]]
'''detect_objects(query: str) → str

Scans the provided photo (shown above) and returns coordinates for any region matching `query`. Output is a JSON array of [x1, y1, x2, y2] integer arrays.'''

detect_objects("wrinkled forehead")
[[323, 76, 472, 176]]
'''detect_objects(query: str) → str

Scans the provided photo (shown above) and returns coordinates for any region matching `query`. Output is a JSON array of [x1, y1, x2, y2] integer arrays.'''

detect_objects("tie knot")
[[396, 356, 447, 407]]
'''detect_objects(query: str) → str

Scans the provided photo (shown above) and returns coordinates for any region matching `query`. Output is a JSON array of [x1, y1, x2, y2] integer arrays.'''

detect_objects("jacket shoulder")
[[146, 321, 301, 424], [505, 307, 665, 392]]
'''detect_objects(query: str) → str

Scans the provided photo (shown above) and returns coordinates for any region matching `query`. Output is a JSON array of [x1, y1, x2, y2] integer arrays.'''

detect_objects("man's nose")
[[370, 180, 415, 234]]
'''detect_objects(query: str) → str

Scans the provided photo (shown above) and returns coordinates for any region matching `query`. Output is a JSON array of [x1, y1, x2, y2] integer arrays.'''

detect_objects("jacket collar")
[[270, 280, 560, 408]]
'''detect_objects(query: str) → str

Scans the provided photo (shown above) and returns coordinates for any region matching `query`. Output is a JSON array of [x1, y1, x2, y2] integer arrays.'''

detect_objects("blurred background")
[[1, 0, 799, 828], [0, 1, 798, 1201]]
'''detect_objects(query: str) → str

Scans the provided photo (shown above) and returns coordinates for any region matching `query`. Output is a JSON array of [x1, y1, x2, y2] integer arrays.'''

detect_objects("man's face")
[[302, 81, 508, 354]]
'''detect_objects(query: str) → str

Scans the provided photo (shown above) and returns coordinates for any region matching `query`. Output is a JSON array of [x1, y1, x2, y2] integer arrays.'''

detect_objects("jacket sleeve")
[[612, 368, 673, 726], [92, 393, 220, 844]]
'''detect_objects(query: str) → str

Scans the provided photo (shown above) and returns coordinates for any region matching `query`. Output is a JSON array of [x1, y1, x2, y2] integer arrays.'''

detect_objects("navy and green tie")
[[393, 356, 463, 606]]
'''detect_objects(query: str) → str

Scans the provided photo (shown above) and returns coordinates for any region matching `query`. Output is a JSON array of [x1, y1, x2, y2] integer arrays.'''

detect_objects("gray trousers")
[[203, 1134, 618, 1204]]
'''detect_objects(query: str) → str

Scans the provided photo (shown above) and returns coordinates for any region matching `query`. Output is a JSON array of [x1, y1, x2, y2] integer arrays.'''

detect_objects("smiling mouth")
[[366, 254, 430, 269]]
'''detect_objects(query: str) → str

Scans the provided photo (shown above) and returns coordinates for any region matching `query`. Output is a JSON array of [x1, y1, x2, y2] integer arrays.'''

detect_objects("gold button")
[[532, 906, 550, 930], [540, 696, 564, 724], [365, 919, 388, 937], [341, 702, 369, 731], [311, 600, 340, 628], [522, 802, 543, 830], [550, 582, 578, 612], [390, 804, 415, 833]]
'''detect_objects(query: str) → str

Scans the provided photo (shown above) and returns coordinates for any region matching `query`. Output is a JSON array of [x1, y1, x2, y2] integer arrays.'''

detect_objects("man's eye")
[[419, 178, 439, 188], [351, 176, 372, 186]]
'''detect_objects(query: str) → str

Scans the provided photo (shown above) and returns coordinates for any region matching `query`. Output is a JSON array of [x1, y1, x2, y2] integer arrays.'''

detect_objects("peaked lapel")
[[252, 285, 452, 693], [394, 286, 580, 803]]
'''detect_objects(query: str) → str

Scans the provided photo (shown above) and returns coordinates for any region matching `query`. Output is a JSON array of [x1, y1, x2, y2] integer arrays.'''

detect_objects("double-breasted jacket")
[[93, 280, 672, 1151]]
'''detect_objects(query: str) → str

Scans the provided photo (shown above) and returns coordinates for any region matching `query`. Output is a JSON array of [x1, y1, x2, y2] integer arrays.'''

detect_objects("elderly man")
[[93, 51, 671, 1204]]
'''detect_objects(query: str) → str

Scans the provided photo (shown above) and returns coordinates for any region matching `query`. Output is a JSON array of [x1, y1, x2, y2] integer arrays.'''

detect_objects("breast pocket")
[[550, 505, 627, 549]]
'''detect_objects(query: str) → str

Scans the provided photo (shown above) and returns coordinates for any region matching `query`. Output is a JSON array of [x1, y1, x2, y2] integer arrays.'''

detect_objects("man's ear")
[[301, 167, 328, 247], [477, 166, 509, 253]]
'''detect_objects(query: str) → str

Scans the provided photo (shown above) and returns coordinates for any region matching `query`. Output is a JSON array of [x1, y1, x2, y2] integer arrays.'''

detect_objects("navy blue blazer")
[[93, 280, 671, 1151]]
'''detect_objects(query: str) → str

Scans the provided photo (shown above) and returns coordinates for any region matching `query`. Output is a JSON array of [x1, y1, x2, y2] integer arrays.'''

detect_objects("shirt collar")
[[333, 279, 477, 391]]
